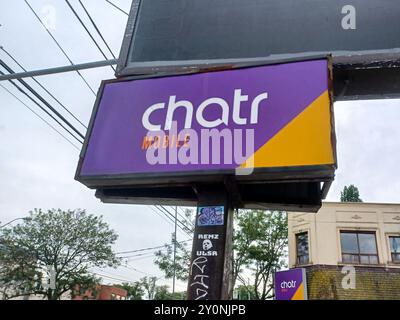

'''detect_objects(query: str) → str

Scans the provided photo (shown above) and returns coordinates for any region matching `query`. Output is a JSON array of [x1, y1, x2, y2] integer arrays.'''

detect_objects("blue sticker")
[[197, 206, 224, 226]]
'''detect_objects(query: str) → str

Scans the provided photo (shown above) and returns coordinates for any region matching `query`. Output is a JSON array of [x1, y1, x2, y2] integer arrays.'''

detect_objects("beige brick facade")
[[289, 202, 400, 300]]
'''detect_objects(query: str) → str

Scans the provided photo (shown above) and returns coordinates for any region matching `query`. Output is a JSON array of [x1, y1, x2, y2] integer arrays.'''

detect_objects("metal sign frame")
[[115, 0, 400, 101], [76, 57, 336, 212], [116, 0, 400, 76]]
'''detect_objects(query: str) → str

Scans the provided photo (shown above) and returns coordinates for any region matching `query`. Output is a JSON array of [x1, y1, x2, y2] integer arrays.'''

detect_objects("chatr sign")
[[275, 269, 308, 300], [76, 58, 336, 188]]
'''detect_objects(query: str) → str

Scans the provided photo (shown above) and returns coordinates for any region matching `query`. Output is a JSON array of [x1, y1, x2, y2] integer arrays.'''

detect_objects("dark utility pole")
[[187, 184, 234, 300], [172, 206, 178, 297]]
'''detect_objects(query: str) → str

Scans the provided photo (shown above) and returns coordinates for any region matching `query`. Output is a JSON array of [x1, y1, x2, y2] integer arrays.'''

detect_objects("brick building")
[[72, 285, 127, 300], [288, 202, 400, 300]]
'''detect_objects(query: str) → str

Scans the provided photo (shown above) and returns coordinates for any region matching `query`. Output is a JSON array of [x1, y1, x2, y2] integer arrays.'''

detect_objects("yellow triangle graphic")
[[242, 90, 334, 168], [291, 283, 305, 300]]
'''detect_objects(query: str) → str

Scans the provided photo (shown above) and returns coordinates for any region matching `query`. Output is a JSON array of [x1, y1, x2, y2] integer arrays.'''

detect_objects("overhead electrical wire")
[[124, 253, 158, 262], [115, 244, 170, 256], [157, 206, 193, 236], [92, 272, 137, 284], [119, 250, 169, 260], [175, 207, 194, 229], [77, 0, 117, 59], [115, 240, 191, 255], [150, 206, 189, 237], [0, 46, 87, 130], [148, 206, 176, 228], [0, 60, 85, 142], [64, 0, 116, 72], [157, 206, 192, 236], [0, 69, 83, 145], [0, 83, 80, 151], [122, 264, 154, 276], [24, 0, 97, 96], [105, 0, 129, 16]]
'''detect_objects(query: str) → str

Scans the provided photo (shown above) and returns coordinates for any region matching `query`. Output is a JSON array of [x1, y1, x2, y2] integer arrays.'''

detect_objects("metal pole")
[[172, 206, 178, 297], [0, 59, 118, 82]]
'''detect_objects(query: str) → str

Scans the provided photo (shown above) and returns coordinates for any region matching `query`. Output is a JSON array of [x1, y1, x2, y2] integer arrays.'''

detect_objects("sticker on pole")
[[197, 206, 224, 227]]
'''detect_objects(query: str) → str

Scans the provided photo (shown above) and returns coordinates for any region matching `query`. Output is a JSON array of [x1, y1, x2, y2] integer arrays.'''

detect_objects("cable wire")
[[24, 0, 97, 96], [92, 272, 137, 284], [77, 0, 117, 59], [0, 46, 87, 130], [0, 83, 80, 151], [156, 206, 191, 237], [175, 207, 194, 229], [157, 206, 192, 236], [105, 0, 129, 16], [0, 71, 83, 145], [148, 206, 175, 228], [115, 240, 191, 255], [64, 0, 116, 72], [0, 60, 85, 141]]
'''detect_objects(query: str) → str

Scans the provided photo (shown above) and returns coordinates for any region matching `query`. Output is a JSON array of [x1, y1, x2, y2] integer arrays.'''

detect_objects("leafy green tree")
[[153, 285, 186, 300], [154, 285, 171, 300], [140, 276, 157, 300], [0, 209, 120, 300], [115, 282, 144, 300], [234, 210, 288, 300], [154, 236, 191, 282], [341, 185, 362, 202], [235, 285, 257, 300], [154, 208, 194, 282]]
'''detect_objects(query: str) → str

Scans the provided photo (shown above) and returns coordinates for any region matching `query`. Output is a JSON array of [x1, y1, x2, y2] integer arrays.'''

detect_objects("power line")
[[105, 0, 129, 16], [24, 0, 97, 96], [0, 46, 87, 130], [0, 60, 85, 141], [122, 264, 154, 276], [119, 250, 166, 260], [0, 69, 83, 145], [115, 240, 191, 255], [175, 207, 194, 229], [64, 0, 116, 72], [77, 0, 117, 59], [124, 253, 157, 262], [157, 206, 192, 236], [157, 206, 187, 230], [115, 244, 169, 255], [148, 206, 175, 228], [92, 272, 137, 284], [0, 83, 80, 151], [149, 206, 191, 238]]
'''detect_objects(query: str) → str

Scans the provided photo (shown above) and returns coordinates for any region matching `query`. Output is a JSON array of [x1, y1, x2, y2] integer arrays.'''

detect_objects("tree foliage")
[[341, 185, 362, 202], [115, 282, 144, 300], [140, 276, 158, 300], [0, 209, 120, 300], [154, 285, 186, 300], [154, 236, 191, 282], [154, 208, 194, 282], [234, 210, 288, 300]]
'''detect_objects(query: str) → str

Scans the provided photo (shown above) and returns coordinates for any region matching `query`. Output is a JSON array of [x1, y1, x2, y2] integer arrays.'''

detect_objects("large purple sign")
[[76, 59, 335, 187], [275, 269, 308, 300]]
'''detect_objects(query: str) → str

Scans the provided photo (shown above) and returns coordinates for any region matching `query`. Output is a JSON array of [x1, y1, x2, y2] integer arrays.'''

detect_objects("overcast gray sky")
[[1, 0, 400, 292]]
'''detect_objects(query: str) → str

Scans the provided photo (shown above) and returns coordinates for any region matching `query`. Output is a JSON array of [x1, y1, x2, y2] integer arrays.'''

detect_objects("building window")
[[296, 232, 309, 265], [340, 231, 379, 264], [389, 236, 400, 263]]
